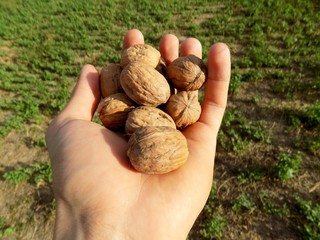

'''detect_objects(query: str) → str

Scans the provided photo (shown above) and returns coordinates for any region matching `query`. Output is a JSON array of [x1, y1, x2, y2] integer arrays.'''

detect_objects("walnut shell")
[[98, 93, 135, 129], [165, 91, 201, 128], [100, 63, 123, 98], [120, 44, 161, 68], [155, 57, 167, 77], [167, 55, 207, 91], [127, 126, 189, 174], [125, 106, 176, 135], [120, 62, 171, 106]]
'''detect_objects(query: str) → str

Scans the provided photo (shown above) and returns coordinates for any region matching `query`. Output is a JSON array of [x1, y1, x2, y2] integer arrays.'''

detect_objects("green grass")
[[1, 0, 320, 239], [232, 192, 256, 212], [218, 109, 271, 153], [295, 197, 320, 239], [238, 165, 266, 183], [3, 161, 52, 185], [273, 152, 302, 181], [0, 217, 16, 237], [259, 192, 289, 217], [198, 216, 227, 239]]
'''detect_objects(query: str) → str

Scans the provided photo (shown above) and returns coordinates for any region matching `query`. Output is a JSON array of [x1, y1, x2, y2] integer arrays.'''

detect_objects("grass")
[[3, 161, 52, 185], [218, 109, 271, 153], [0, 0, 319, 239], [198, 216, 228, 239], [0, 217, 16, 237], [273, 152, 302, 181], [295, 197, 320, 239], [232, 193, 256, 212], [238, 165, 266, 183]]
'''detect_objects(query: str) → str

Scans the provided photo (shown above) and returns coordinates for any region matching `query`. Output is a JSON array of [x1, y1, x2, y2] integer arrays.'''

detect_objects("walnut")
[[120, 44, 161, 68], [127, 126, 189, 174], [155, 57, 167, 77], [125, 106, 176, 136], [120, 62, 171, 106], [100, 63, 123, 98], [98, 93, 135, 130], [165, 91, 201, 128], [167, 55, 207, 91]]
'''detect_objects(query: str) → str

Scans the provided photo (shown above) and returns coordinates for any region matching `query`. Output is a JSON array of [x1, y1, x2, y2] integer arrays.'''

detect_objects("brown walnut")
[[120, 44, 161, 68], [127, 126, 189, 174], [125, 106, 176, 136], [120, 62, 171, 106], [100, 63, 123, 98], [98, 93, 135, 129], [155, 57, 167, 77], [165, 91, 201, 128], [167, 55, 207, 91]]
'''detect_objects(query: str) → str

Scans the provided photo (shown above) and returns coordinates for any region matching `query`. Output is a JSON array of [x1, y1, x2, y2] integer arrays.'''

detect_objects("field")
[[0, 0, 319, 239]]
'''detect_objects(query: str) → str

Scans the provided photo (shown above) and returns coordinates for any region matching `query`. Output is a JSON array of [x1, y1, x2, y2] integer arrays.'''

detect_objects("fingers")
[[60, 64, 100, 121], [160, 36, 202, 64], [199, 43, 231, 132], [159, 34, 179, 65], [180, 38, 202, 58], [123, 29, 144, 49]]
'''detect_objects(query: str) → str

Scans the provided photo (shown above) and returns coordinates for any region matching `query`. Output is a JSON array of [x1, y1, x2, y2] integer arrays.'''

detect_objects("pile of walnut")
[[98, 44, 207, 174]]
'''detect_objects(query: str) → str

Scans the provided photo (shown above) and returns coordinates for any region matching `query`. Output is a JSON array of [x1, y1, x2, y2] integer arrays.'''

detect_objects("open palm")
[[46, 29, 231, 240]]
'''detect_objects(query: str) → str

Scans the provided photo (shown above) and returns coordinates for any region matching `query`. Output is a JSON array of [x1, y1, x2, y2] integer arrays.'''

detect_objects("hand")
[[46, 29, 231, 240]]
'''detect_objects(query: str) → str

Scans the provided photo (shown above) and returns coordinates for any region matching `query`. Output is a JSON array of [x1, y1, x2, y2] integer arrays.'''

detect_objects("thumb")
[[199, 43, 231, 134], [60, 64, 100, 121]]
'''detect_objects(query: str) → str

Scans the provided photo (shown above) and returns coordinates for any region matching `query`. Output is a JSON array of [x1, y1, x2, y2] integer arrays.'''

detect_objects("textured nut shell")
[[167, 55, 207, 91], [155, 57, 167, 77], [165, 91, 201, 128], [125, 106, 176, 135], [121, 44, 161, 68], [120, 62, 171, 106], [98, 93, 135, 129], [127, 126, 189, 174], [100, 63, 123, 98]]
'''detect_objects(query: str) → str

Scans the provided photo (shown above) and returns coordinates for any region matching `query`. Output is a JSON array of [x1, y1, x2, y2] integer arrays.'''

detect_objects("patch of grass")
[[24, 136, 46, 148], [295, 197, 320, 239], [272, 152, 302, 181], [242, 69, 266, 82], [229, 73, 242, 94], [285, 102, 320, 129], [0, 217, 16, 237], [238, 165, 266, 183], [259, 192, 289, 217], [219, 109, 271, 153], [3, 161, 52, 185], [199, 216, 227, 239], [232, 193, 255, 212], [293, 133, 320, 157]]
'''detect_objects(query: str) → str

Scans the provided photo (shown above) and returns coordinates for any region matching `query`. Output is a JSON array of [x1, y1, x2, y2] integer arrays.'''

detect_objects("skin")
[[46, 29, 231, 240]]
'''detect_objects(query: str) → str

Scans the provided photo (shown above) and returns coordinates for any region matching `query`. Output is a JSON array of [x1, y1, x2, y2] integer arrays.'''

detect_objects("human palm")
[[46, 29, 230, 239]]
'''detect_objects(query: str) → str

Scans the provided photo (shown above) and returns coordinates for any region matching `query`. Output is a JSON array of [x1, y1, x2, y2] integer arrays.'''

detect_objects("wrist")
[[54, 199, 124, 240]]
